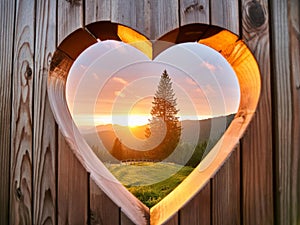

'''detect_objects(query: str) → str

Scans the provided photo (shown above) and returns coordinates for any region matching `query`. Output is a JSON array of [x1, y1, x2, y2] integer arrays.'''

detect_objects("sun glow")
[[128, 114, 151, 127], [92, 114, 150, 127]]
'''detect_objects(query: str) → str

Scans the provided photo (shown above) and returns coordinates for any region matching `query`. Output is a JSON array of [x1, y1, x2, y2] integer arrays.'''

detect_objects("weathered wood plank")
[[58, 0, 83, 45], [85, 0, 111, 25], [10, 0, 35, 223], [57, 132, 88, 225], [49, 43, 149, 225], [288, 0, 300, 223], [56, 1, 89, 224], [212, 147, 240, 225], [241, 0, 274, 224], [0, 0, 15, 224], [179, 182, 210, 225], [111, 0, 151, 37], [210, 0, 239, 34], [162, 213, 178, 225], [121, 211, 136, 225], [33, 0, 57, 224], [90, 179, 120, 225], [271, 0, 300, 224], [180, 0, 210, 25], [152, 27, 261, 225], [150, 0, 179, 40], [175, 12, 210, 224]]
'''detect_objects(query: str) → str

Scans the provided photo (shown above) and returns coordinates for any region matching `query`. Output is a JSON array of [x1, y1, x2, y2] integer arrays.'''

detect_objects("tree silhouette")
[[145, 70, 181, 159]]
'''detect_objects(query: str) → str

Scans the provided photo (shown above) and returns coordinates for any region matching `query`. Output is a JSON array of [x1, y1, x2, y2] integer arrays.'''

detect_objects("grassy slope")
[[107, 162, 194, 208]]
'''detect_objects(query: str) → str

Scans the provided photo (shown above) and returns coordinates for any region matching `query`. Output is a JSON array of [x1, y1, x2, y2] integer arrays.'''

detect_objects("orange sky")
[[66, 40, 240, 129]]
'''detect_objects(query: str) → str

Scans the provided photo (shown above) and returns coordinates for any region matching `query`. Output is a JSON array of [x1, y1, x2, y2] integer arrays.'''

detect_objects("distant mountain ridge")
[[82, 114, 235, 163]]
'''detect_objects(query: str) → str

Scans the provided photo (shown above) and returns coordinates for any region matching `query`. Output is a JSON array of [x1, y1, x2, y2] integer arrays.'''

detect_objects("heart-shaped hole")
[[48, 22, 260, 224], [66, 39, 240, 208]]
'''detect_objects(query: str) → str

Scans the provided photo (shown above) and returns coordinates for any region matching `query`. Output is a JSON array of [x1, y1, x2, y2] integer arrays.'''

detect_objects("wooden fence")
[[0, 0, 299, 224]]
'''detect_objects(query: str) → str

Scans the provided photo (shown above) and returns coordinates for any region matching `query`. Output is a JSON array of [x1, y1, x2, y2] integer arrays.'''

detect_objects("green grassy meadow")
[[107, 162, 194, 208]]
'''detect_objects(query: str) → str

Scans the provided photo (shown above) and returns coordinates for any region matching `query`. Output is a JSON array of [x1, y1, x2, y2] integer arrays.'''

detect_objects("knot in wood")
[[184, 2, 204, 14], [247, 0, 265, 28], [15, 187, 23, 201], [25, 64, 32, 79]]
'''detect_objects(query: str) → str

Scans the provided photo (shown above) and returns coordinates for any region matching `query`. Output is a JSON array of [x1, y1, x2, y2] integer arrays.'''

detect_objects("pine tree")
[[145, 70, 181, 159]]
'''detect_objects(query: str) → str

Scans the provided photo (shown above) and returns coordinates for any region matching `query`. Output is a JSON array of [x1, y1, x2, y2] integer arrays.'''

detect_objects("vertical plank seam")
[[55, 1, 59, 225], [268, 0, 279, 224], [208, 0, 212, 25], [239, 140, 243, 225], [118, 206, 122, 225], [177, 0, 181, 26], [177, 207, 180, 225], [109, 0, 112, 22], [8, 0, 18, 224], [238, 0, 243, 38], [32, 0, 37, 224], [82, 0, 86, 26], [55, 125, 58, 225], [210, 178, 213, 225], [178, 208, 181, 225], [87, 172, 91, 225]]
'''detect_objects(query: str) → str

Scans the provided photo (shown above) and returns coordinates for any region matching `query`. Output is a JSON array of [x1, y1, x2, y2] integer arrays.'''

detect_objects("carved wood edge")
[[47, 21, 261, 225]]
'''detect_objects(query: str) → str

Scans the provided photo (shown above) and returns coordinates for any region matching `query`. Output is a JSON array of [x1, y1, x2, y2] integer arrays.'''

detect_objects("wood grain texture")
[[111, 0, 151, 37], [56, 1, 89, 224], [210, 0, 239, 34], [288, 0, 300, 223], [49, 45, 149, 225], [212, 147, 240, 225], [10, 0, 34, 224], [150, 0, 179, 40], [57, 132, 88, 225], [180, 182, 210, 225], [241, 0, 274, 224], [152, 28, 261, 225], [121, 211, 136, 225], [85, 0, 111, 25], [33, 0, 57, 224], [0, 0, 15, 224], [180, 0, 210, 25], [58, 0, 83, 45], [271, 0, 300, 224], [162, 213, 178, 225], [90, 179, 120, 225]]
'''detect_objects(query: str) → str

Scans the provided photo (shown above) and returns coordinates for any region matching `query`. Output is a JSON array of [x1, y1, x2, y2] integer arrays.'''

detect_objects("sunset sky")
[[66, 40, 240, 129]]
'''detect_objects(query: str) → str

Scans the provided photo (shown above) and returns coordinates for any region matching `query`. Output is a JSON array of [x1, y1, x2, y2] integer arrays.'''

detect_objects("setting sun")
[[128, 114, 150, 127], [66, 40, 240, 132]]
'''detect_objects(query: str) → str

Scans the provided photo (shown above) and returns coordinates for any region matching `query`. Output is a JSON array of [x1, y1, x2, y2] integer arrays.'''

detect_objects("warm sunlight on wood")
[[199, 30, 261, 114], [118, 25, 152, 59], [48, 22, 261, 225], [151, 29, 261, 225]]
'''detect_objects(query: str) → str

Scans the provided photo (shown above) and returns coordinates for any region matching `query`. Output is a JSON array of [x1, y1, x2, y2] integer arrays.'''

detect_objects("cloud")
[[113, 77, 128, 85], [92, 72, 99, 80], [202, 61, 217, 71], [114, 91, 125, 97], [185, 77, 197, 86]]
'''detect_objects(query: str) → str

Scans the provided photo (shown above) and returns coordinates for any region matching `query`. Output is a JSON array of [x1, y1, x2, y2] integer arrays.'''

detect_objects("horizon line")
[[74, 113, 235, 131]]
